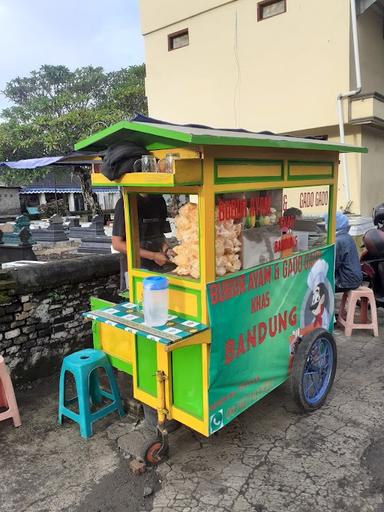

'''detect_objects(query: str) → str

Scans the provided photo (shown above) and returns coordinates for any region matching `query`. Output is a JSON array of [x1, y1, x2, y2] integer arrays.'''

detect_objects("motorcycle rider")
[[360, 203, 384, 305]]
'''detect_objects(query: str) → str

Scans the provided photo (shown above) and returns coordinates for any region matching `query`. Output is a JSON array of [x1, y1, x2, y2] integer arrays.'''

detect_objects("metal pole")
[[54, 173, 58, 213], [336, 0, 362, 204]]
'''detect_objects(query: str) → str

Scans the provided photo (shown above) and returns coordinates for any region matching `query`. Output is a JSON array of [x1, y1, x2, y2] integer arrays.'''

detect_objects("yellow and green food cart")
[[77, 120, 366, 464]]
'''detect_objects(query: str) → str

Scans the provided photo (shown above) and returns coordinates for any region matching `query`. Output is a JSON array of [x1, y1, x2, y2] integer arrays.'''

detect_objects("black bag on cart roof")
[[101, 142, 149, 180]]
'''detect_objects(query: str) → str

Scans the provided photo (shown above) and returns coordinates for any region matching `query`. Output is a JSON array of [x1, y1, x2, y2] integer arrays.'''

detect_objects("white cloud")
[[0, 0, 145, 109]]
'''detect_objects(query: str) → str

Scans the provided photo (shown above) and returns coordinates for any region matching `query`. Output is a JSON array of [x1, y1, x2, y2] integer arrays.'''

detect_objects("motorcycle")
[[360, 203, 384, 308]]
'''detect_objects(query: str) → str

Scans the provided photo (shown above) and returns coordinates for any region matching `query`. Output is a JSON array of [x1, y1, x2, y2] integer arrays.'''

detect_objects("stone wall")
[[0, 254, 120, 383]]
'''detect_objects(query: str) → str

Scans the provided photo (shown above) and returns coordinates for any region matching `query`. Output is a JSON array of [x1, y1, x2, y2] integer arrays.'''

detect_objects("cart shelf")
[[91, 158, 202, 188], [84, 302, 210, 353]]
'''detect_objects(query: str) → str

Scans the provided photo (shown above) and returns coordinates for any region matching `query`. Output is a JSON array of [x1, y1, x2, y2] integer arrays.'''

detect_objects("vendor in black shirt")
[[112, 194, 172, 289]]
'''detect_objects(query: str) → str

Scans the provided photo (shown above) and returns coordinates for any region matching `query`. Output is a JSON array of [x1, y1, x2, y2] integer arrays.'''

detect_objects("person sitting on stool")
[[334, 211, 363, 292]]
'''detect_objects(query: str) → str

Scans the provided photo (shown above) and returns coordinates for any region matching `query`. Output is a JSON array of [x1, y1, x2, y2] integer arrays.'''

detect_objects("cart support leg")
[[155, 370, 169, 453], [143, 370, 170, 465]]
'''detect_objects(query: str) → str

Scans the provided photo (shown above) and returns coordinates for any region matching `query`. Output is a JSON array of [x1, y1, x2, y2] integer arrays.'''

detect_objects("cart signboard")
[[207, 245, 335, 434]]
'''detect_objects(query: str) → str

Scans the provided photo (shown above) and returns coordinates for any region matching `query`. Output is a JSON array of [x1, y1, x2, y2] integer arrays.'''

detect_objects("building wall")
[[358, 6, 384, 94], [139, 0, 235, 35], [361, 125, 384, 216], [287, 124, 383, 217], [96, 191, 120, 211], [140, 0, 380, 217], [0, 187, 20, 216], [142, 0, 351, 133], [288, 124, 363, 214], [330, 127, 363, 214]]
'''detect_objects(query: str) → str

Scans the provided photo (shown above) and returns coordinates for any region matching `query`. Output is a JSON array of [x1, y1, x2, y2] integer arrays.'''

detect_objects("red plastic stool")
[[0, 355, 21, 427], [337, 286, 379, 337]]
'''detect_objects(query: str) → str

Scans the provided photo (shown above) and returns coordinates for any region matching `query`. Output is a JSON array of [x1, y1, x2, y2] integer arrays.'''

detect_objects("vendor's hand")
[[153, 252, 168, 266], [166, 247, 176, 259]]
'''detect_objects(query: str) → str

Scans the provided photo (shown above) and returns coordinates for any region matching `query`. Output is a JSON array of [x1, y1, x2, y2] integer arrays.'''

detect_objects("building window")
[[168, 29, 189, 51], [257, 0, 286, 21]]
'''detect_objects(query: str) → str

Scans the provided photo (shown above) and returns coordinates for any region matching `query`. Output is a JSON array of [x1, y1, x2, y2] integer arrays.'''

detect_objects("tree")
[[0, 64, 148, 213]]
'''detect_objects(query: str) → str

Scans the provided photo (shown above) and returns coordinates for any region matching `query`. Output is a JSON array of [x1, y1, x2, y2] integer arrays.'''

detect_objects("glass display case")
[[215, 185, 330, 277], [130, 192, 200, 280], [283, 185, 330, 252]]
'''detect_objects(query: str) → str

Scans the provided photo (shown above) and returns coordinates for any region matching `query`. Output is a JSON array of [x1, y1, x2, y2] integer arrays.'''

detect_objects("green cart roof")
[[75, 120, 368, 154]]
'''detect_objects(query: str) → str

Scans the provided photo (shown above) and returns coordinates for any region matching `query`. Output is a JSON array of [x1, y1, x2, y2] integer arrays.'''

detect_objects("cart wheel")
[[291, 328, 337, 412], [144, 440, 169, 466]]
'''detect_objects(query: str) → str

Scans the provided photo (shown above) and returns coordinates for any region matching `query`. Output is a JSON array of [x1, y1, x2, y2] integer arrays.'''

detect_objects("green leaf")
[[0, 64, 148, 209]]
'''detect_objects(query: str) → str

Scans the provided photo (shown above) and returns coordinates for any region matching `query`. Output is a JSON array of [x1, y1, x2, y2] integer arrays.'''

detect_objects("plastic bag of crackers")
[[172, 202, 200, 279], [216, 214, 242, 276], [172, 202, 242, 278]]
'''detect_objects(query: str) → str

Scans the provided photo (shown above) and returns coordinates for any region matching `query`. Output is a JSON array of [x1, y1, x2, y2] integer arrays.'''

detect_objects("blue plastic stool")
[[58, 349, 125, 438]]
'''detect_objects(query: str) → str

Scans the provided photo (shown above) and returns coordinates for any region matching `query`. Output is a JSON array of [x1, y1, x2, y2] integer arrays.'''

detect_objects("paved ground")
[[0, 376, 160, 512], [2, 312, 384, 512]]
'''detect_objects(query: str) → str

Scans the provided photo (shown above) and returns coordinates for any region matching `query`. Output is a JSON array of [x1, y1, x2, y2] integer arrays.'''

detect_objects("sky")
[[0, 0, 145, 111]]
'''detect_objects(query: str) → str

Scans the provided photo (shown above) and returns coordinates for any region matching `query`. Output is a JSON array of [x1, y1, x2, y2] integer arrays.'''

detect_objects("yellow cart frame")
[[77, 120, 366, 447]]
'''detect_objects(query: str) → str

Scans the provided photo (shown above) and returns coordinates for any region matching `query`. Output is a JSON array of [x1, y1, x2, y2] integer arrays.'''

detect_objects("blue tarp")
[[0, 151, 104, 170], [21, 187, 117, 194], [0, 154, 118, 193], [22, 187, 81, 194], [0, 156, 64, 169]]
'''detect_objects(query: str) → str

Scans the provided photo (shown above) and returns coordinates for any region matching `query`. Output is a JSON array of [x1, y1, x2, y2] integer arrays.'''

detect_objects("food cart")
[[76, 120, 366, 464]]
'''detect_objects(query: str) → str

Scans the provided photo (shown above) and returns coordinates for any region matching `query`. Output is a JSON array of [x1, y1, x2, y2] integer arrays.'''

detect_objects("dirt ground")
[[2, 313, 384, 512]]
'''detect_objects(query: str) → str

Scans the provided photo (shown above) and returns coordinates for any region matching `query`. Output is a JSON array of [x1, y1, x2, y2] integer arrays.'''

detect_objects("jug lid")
[[143, 276, 169, 290]]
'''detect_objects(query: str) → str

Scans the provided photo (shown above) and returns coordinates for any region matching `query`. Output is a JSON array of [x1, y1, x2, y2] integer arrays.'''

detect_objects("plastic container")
[[143, 276, 169, 327]]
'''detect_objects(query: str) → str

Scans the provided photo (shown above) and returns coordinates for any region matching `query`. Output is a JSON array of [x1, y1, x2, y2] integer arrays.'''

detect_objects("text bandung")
[[225, 306, 297, 365]]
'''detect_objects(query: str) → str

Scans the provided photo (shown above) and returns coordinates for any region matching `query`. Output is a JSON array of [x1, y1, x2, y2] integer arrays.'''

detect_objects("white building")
[[139, 0, 384, 215]]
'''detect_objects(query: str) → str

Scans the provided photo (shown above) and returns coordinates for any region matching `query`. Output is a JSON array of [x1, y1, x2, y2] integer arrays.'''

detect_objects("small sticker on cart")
[[104, 308, 119, 314], [210, 409, 224, 433], [122, 314, 139, 321], [106, 320, 117, 327], [124, 327, 138, 334], [163, 327, 183, 335], [147, 335, 161, 342], [181, 320, 199, 327], [121, 302, 137, 309]]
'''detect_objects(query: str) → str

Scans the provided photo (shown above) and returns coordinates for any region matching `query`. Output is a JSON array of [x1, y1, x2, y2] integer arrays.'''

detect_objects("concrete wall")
[[299, 125, 384, 216], [289, 124, 384, 217], [328, 127, 363, 214], [287, 124, 363, 213], [0, 254, 120, 383], [0, 187, 21, 216], [142, 0, 350, 132], [361, 125, 384, 216], [140, 0, 381, 216], [358, 6, 384, 94], [139, 0, 235, 34]]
